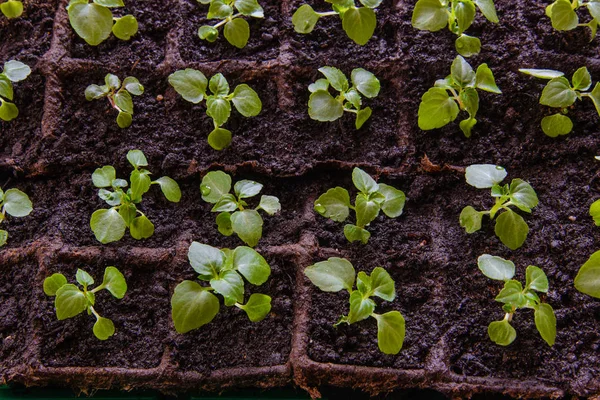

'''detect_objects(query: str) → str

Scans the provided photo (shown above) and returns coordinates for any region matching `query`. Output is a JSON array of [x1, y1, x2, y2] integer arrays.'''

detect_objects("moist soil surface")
[[1, 0, 600, 398]]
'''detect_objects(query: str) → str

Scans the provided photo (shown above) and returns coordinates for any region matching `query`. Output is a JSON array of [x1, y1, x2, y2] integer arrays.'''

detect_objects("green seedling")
[[197, 0, 264, 49], [545, 0, 600, 39], [478, 254, 556, 347], [90, 150, 181, 244], [412, 0, 498, 57], [0, 60, 31, 122], [43, 267, 127, 340], [67, 0, 138, 46], [200, 171, 280, 247], [304, 257, 405, 354], [418, 55, 501, 137], [520, 67, 600, 137], [314, 167, 405, 244], [292, 0, 381, 46], [168, 69, 262, 150], [171, 242, 272, 333], [574, 250, 600, 298], [0, 187, 32, 246], [460, 164, 538, 250], [308, 66, 380, 129], [1, 0, 23, 18], [85, 74, 144, 128]]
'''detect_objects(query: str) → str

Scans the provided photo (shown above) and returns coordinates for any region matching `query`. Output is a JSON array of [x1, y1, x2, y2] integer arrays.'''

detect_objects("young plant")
[[574, 250, 600, 299], [478, 254, 556, 347], [85, 74, 144, 128], [304, 257, 405, 355], [411, 0, 499, 57], [545, 0, 600, 39], [0, 60, 31, 122], [43, 267, 127, 340], [308, 66, 380, 129], [171, 242, 272, 333], [418, 55, 501, 137], [200, 171, 280, 247], [314, 167, 405, 244], [1, 0, 23, 18], [292, 0, 381, 46], [90, 150, 181, 244], [67, 0, 138, 46], [168, 69, 262, 150], [460, 164, 538, 250], [0, 187, 32, 246], [519, 68, 600, 137], [197, 0, 264, 49]]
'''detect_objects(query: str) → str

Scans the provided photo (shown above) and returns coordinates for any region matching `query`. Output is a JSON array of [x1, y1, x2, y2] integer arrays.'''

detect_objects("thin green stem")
[[317, 11, 338, 17], [213, 13, 242, 29]]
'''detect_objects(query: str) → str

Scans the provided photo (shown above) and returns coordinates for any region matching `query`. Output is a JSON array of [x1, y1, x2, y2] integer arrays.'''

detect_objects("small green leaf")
[[309, 79, 329, 93], [488, 319, 516, 346], [318, 66, 348, 92], [257, 195, 280, 215], [3, 188, 32, 217], [199, 25, 219, 42], [68, 3, 113, 46], [1, 1, 24, 18], [85, 84, 109, 100], [210, 270, 244, 306], [451, 56, 475, 87], [526, 265, 548, 293], [459, 117, 477, 138], [590, 199, 600, 226], [206, 97, 232, 126], [234, 180, 263, 199], [574, 250, 600, 298], [43, 273, 68, 296], [130, 170, 151, 201], [541, 113, 573, 137], [216, 212, 233, 236], [114, 90, 133, 114], [455, 0, 475, 34], [374, 311, 405, 355], [572, 67, 592, 91], [314, 187, 350, 222], [540, 77, 577, 108], [495, 209, 529, 250], [55, 284, 87, 320], [90, 208, 126, 244], [509, 179, 538, 212], [535, 303, 556, 346], [292, 4, 320, 33], [3, 60, 31, 82], [343, 224, 371, 244], [208, 127, 233, 150], [519, 69, 564, 79], [342, 6, 376, 45], [76, 269, 94, 287], [168, 69, 208, 104], [587, 82, 600, 116], [305, 257, 355, 292], [155, 176, 181, 202], [455, 34, 481, 57], [93, 317, 115, 340], [378, 183, 405, 218], [475, 63, 501, 93], [112, 14, 138, 40], [465, 164, 507, 188], [308, 90, 344, 122], [101, 266, 127, 298], [352, 167, 379, 194], [0, 100, 18, 121], [235, 0, 264, 17], [348, 291, 376, 323], [171, 280, 220, 333], [188, 242, 224, 280], [127, 149, 148, 168], [550, 0, 578, 30], [460, 206, 483, 233], [460, 87, 479, 118], [418, 87, 459, 130], [231, 209, 263, 247], [231, 84, 262, 117], [473, 0, 498, 22], [123, 76, 144, 96], [495, 280, 525, 306], [116, 111, 132, 128], [105, 73, 121, 90], [355, 194, 380, 227], [355, 107, 372, 129], [118, 204, 136, 227], [224, 18, 250, 49], [130, 215, 155, 240], [370, 267, 395, 301], [92, 166, 116, 187], [232, 246, 271, 285], [0, 75, 14, 101], [207, 0, 233, 18], [351, 68, 380, 98], [411, 0, 447, 31], [0, 230, 7, 247], [201, 171, 232, 203], [212, 194, 238, 212], [237, 293, 271, 322], [209, 73, 230, 96], [477, 254, 515, 281]]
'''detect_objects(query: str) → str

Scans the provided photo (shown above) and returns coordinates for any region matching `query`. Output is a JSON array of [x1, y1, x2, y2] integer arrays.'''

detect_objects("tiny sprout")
[[43, 267, 127, 340], [85, 74, 144, 128], [460, 164, 538, 250], [197, 0, 264, 49], [574, 250, 600, 299], [0, 60, 32, 122], [171, 242, 272, 333], [67, 0, 138, 46], [90, 150, 181, 244], [200, 170, 280, 247], [520, 67, 600, 137], [0, 186, 32, 246], [1, 0, 23, 18], [308, 66, 380, 129], [314, 168, 405, 244], [305, 257, 405, 354], [545, 0, 600, 39], [478, 254, 556, 347], [418, 55, 501, 137]]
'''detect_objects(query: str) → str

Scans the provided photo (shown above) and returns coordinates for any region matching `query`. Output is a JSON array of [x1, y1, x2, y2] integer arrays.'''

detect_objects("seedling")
[[197, 0, 264, 49], [90, 150, 181, 244], [43, 267, 127, 340], [308, 66, 380, 129], [200, 171, 280, 247], [304, 257, 405, 354], [292, 0, 381, 46], [418, 55, 501, 137], [411, 0, 499, 57], [478, 254, 556, 347], [67, 0, 138, 46], [574, 250, 600, 299], [85, 74, 144, 128], [171, 242, 272, 333], [520, 68, 600, 137], [0, 187, 32, 246], [545, 0, 600, 39], [1, 0, 23, 18], [168, 69, 262, 150], [0, 60, 31, 122], [460, 164, 538, 250], [314, 167, 405, 244]]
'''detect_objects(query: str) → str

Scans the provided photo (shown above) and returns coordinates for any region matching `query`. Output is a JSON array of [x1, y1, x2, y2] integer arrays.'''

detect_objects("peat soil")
[[1, 0, 600, 397]]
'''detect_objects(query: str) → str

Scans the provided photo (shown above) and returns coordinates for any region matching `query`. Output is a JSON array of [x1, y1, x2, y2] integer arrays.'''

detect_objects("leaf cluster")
[[1, 0, 23, 18], [520, 67, 600, 137], [460, 164, 538, 250], [67, 0, 138, 46], [43, 267, 127, 340], [546, 0, 600, 38], [90, 150, 181, 244], [308, 66, 380, 129], [292, 0, 381, 46], [171, 242, 272, 333], [0, 60, 31, 122], [314, 168, 405, 244], [574, 250, 600, 299], [168, 69, 262, 150], [0, 187, 32, 247], [200, 171, 281, 247], [412, 0, 498, 57], [478, 254, 556, 347], [197, 0, 264, 49], [85, 74, 144, 128], [418, 56, 501, 138], [304, 257, 405, 354]]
